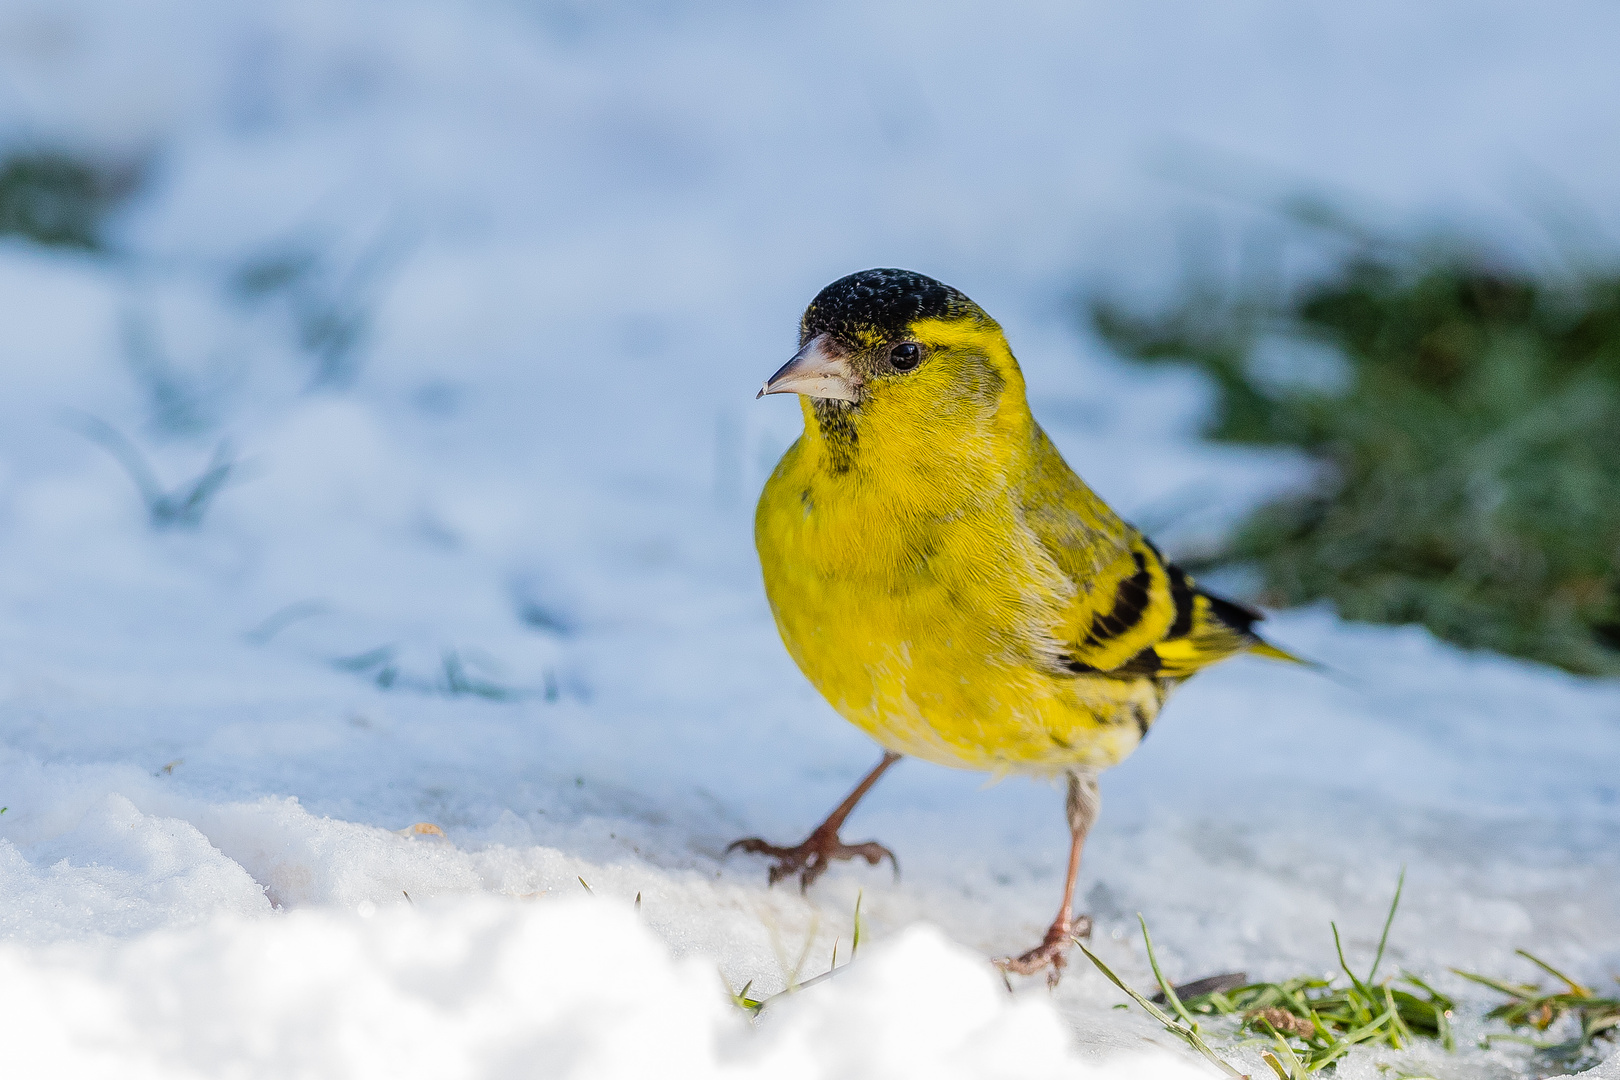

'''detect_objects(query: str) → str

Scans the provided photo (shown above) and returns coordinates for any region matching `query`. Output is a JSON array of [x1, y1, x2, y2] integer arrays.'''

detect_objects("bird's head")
[[758, 270, 1027, 451]]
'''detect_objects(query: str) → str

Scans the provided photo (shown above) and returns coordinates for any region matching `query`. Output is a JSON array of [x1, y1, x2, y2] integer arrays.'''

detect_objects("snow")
[[2, 1, 1619, 1076], [2, 899, 1207, 1080]]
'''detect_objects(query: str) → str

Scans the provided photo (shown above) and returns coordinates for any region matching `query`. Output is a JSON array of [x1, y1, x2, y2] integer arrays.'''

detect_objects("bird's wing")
[[1019, 427, 1276, 680]]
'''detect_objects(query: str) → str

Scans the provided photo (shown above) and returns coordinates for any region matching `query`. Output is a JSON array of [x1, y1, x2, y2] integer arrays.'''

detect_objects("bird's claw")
[[726, 828, 899, 892], [993, 914, 1094, 988]]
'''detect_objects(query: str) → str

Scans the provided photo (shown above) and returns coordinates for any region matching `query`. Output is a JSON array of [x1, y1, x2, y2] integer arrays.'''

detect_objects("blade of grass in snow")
[[729, 892, 869, 1017], [851, 889, 863, 961], [1454, 950, 1620, 1067], [67, 414, 239, 529], [1150, 877, 1457, 1073], [1367, 867, 1406, 984], [1078, 938, 1247, 1078]]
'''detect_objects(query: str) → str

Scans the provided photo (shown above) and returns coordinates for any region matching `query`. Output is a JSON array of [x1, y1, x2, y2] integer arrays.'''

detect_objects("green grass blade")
[[1368, 868, 1405, 984], [1265, 1033, 1309, 1079], [1138, 914, 1200, 1031], [1515, 950, 1590, 997], [1260, 1051, 1293, 1080], [1450, 968, 1534, 999], [1332, 922, 1372, 998], [1078, 943, 1247, 1079], [1383, 985, 1412, 1048]]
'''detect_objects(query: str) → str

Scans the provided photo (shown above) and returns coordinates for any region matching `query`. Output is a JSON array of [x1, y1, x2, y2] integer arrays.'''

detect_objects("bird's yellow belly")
[[757, 474, 1155, 776]]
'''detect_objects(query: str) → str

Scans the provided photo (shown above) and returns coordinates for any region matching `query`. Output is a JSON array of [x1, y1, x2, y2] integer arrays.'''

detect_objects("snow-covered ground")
[[2, 2, 1618, 1076]]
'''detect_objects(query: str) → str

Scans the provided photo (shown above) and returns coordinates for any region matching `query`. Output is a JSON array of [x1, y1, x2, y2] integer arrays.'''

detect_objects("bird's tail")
[[1203, 590, 1328, 673], [1248, 639, 1311, 666]]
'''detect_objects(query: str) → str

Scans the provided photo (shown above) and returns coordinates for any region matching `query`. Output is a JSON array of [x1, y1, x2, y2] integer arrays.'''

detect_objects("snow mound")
[[0, 898, 1205, 1080]]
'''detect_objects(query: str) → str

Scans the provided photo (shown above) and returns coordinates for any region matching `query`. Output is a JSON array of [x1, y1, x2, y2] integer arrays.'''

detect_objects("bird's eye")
[[889, 342, 922, 371]]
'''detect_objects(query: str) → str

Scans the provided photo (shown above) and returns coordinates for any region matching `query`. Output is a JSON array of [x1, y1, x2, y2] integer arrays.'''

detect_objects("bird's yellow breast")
[[755, 406, 1157, 776]]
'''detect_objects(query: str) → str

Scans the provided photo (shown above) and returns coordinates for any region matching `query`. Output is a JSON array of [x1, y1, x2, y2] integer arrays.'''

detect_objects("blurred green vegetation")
[[1456, 949, 1620, 1071], [0, 148, 138, 250], [1091, 228, 1620, 676]]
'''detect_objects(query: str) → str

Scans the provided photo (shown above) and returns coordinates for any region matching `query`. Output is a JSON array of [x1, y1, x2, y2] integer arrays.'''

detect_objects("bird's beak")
[[757, 334, 858, 402]]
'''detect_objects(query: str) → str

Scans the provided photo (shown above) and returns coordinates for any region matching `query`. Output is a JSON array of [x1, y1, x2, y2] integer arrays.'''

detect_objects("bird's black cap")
[[801, 268, 973, 346]]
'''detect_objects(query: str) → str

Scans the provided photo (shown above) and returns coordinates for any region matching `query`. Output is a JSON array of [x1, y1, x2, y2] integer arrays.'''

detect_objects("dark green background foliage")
[[1092, 237, 1620, 676], [0, 150, 136, 250]]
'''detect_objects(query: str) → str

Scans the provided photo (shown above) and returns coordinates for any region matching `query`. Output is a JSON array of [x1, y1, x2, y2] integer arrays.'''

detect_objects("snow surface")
[[2, 1, 1619, 1076]]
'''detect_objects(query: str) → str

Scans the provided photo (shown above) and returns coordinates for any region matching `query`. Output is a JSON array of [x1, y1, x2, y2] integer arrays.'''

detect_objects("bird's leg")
[[995, 771, 1099, 988], [727, 751, 901, 892]]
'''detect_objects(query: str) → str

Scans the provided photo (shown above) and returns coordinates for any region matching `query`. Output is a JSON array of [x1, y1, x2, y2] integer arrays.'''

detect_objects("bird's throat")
[[807, 398, 861, 475]]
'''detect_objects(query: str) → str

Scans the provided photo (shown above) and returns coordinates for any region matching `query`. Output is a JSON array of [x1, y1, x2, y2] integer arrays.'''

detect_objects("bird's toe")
[[994, 915, 1094, 986], [726, 830, 898, 892]]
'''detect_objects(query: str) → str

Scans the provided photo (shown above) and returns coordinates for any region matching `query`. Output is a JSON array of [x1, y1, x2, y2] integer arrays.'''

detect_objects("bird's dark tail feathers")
[[1203, 590, 1324, 671]]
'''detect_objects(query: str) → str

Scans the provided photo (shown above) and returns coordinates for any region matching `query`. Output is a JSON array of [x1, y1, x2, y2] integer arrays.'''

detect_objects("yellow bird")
[[730, 268, 1300, 982]]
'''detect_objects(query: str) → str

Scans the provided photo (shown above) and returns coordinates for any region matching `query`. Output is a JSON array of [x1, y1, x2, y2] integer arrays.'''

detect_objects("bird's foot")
[[994, 914, 1094, 988], [726, 826, 898, 892]]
